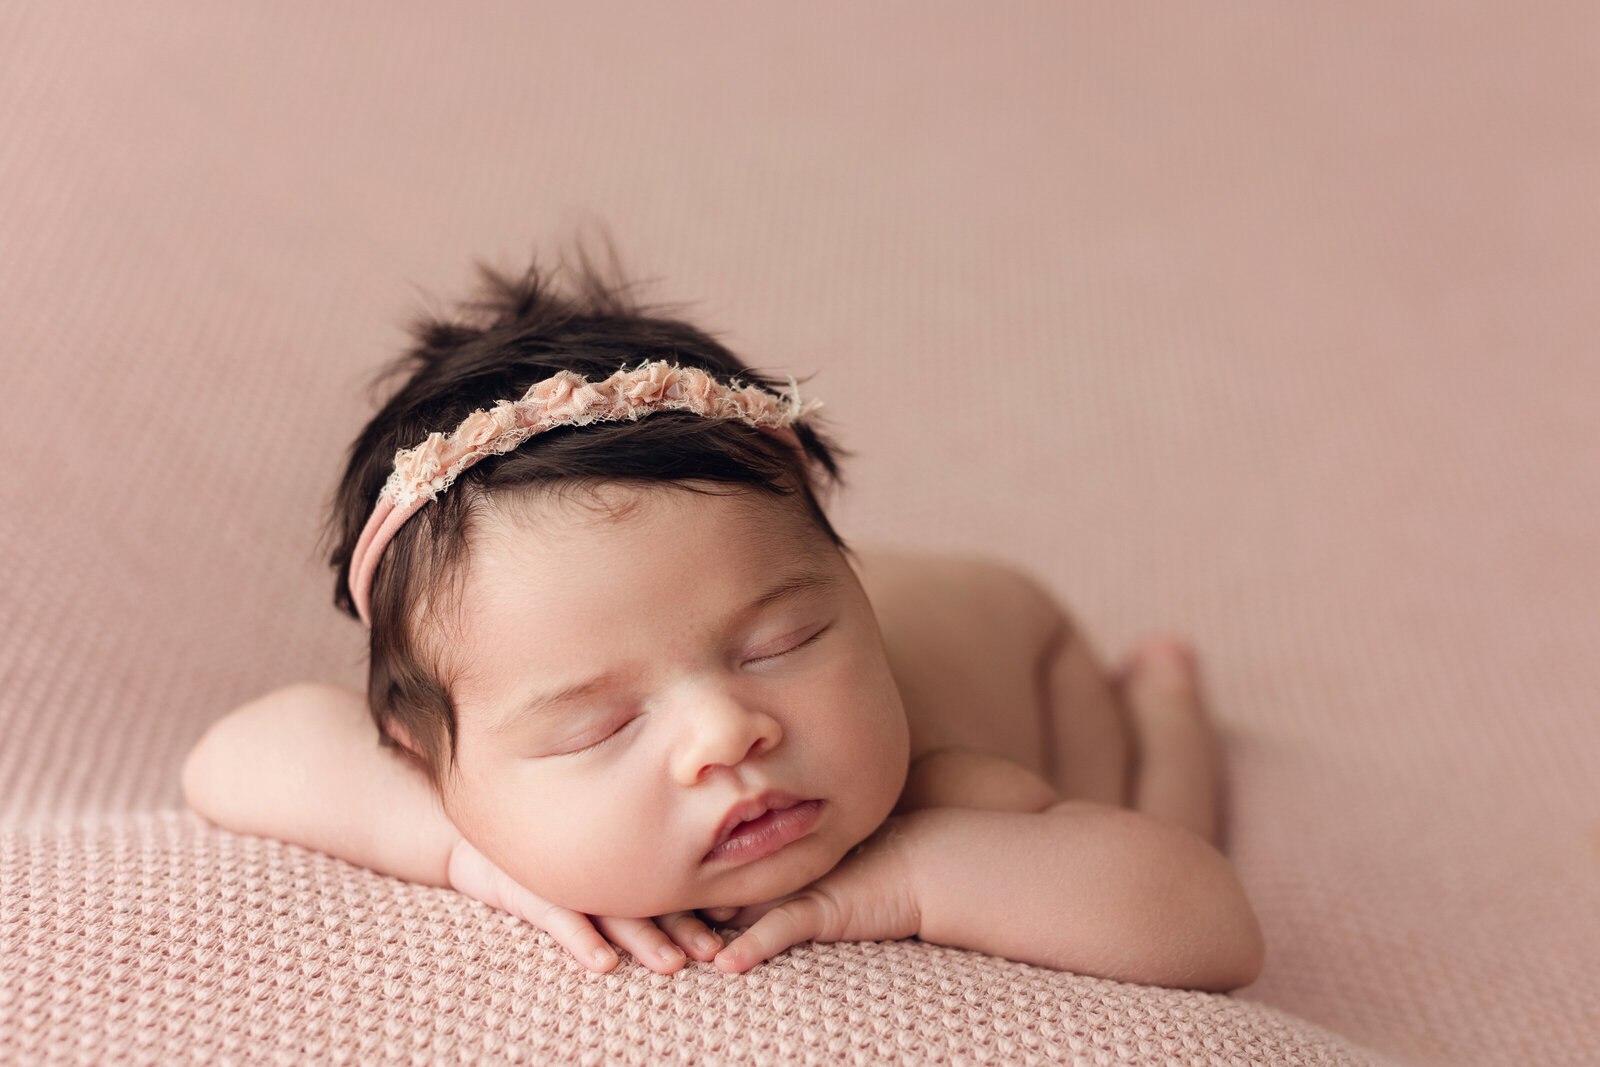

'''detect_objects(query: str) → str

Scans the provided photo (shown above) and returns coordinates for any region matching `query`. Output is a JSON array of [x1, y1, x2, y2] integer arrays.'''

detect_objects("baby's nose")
[[668, 686, 782, 784]]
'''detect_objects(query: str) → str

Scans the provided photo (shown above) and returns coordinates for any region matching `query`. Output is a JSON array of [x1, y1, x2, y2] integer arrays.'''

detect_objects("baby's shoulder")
[[847, 545, 1070, 769], [848, 545, 1066, 639]]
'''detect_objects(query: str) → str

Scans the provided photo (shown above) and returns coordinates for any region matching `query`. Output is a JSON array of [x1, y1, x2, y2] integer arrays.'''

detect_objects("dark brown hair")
[[321, 252, 847, 797]]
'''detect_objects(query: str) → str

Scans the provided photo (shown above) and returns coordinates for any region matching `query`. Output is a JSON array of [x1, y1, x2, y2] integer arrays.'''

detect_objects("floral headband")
[[347, 361, 819, 625]]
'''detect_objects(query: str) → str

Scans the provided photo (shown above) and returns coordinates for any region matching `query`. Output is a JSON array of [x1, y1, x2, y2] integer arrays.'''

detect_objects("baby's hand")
[[710, 816, 921, 974], [446, 836, 724, 974]]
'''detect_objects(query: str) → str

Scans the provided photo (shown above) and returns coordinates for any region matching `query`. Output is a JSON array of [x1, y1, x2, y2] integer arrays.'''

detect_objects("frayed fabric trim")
[[348, 361, 818, 625]]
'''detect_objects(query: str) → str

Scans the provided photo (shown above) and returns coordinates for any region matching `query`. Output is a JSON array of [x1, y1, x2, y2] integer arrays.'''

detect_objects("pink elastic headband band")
[[347, 361, 819, 625]]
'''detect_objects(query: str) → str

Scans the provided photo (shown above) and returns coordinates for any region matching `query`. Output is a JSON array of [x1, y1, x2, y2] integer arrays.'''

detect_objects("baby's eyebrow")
[[489, 672, 626, 736], [488, 567, 843, 736], [744, 569, 842, 612]]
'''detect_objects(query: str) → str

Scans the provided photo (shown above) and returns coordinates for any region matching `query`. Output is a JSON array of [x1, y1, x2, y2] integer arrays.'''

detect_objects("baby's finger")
[[700, 906, 739, 923], [595, 915, 688, 974], [539, 906, 619, 973], [713, 896, 824, 974], [727, 899, 782, 927], [656, 911, 723, 961]]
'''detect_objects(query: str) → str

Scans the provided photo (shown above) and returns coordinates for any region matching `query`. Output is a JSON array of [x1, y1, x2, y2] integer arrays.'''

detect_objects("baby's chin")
[[684, 788, 902, 913], [697, 836, 848, 911], [500, 790, 898, 918], [569, 830, 852, 919]]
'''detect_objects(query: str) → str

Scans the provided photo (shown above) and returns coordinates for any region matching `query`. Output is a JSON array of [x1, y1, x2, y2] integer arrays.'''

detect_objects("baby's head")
[[325, 257, 909, 918]]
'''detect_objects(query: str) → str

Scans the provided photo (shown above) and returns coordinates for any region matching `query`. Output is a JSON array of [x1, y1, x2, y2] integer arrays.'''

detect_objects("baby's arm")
[[181, 683, 462, 889], [716, 795, 1263, 990], [903, 800, 1262, 990], [182, 685, 720, 974]]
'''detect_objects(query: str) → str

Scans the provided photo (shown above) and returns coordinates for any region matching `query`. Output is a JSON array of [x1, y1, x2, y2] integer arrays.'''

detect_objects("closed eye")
[[748, 625, 829, 665], [556, 630, 832, 755], [557, 716, 636, 757]]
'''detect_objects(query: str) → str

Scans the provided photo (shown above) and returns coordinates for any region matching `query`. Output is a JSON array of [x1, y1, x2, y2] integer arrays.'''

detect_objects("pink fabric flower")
[[350, 360, 815, 624], [394, 432, 451, 487], [624, 362, 677, 407], [737, 385, 779, 421], [455, 405, 515, 450], [685, 368, 719, 408], [530, 371, 583, 409]]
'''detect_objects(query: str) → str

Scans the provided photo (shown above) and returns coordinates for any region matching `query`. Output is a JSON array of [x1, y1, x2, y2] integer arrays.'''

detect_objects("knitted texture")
[[0, 815, 1382, 1067], [3, 2, 1598, 1066]]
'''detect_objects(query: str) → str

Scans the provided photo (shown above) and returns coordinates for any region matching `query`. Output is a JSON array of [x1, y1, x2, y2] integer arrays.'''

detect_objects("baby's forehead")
[[482, 477, 790, 528], [441, 481, 839, 633], [473, 479, 826, 555], [435, 488, 847, 720]]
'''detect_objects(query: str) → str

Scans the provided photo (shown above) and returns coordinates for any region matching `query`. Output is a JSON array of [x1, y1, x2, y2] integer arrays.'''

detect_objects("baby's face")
[[426, 483, 909, 918]]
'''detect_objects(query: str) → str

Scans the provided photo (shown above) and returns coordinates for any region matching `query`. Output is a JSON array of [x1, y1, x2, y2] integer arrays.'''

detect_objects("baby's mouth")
[[703, 798, 824, 865], [707, 790, 804, 853]]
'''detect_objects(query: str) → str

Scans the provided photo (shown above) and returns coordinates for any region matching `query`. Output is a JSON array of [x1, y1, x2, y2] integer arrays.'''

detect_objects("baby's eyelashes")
[[744, 624, 830, 666]]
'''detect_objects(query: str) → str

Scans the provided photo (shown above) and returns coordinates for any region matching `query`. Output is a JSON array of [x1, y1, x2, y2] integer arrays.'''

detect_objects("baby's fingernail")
[[658, 944, 685, 963], [695, 933, 720, 953], [592, 947, 615, 968]]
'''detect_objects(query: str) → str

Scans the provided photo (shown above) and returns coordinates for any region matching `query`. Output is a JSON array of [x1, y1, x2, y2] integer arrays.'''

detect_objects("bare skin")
[[184, 534, 1240, 981], [848, 546, 1224, 848], [693, 547, 1234, 973], [450, 541, 1231, 965]]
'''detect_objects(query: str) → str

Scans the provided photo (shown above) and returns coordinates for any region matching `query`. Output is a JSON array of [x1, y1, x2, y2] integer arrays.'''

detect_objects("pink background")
[[2, 4, 1596, 1064]]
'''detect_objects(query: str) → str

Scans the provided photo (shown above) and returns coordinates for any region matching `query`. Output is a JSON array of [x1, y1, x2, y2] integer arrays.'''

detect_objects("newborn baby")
[[181, 254, 1263, 991]]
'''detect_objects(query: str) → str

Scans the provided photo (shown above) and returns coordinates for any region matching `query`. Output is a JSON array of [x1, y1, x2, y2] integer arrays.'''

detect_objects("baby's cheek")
[[455, 780, 601, 900], [841, 699, 911, 825], [522, 789, 688, 915]]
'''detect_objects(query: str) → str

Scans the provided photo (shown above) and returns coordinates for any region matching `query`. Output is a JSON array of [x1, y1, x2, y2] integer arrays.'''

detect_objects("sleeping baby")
[[181, 253, 1264, 990]]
